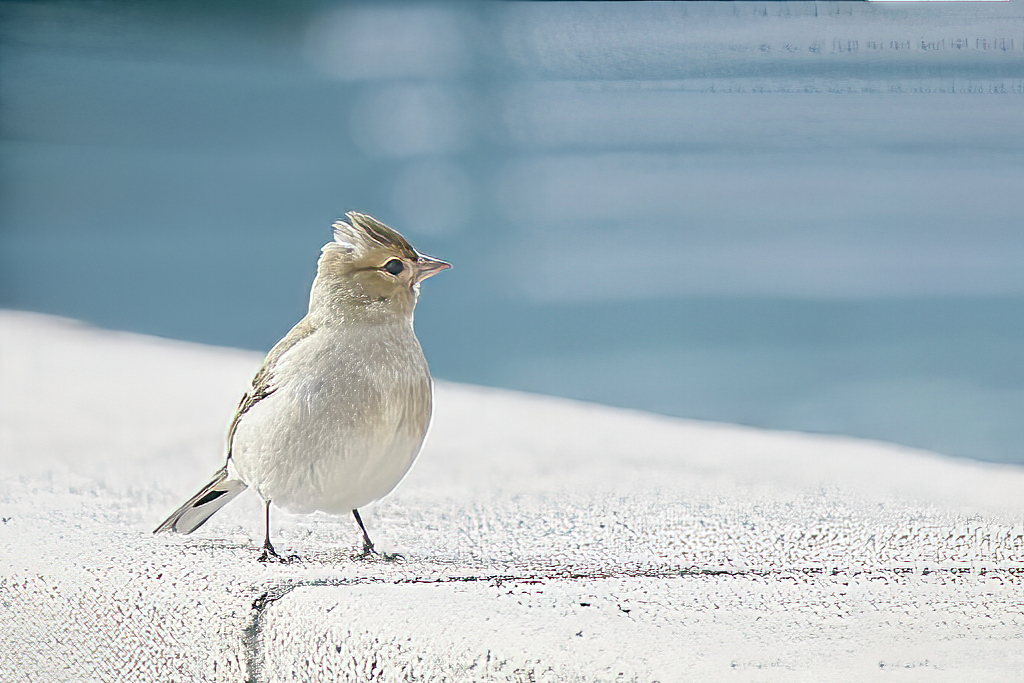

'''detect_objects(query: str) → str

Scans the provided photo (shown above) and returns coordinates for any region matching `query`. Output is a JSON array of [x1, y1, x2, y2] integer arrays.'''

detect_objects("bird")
[[154, 212, 450, 561]]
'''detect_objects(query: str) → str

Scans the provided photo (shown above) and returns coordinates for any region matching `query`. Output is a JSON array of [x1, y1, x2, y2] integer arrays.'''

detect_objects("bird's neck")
[[308, 296, 415, 332]]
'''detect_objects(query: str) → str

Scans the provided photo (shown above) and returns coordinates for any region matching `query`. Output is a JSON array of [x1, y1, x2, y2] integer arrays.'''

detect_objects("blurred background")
[[2, 1, 1023, 464]]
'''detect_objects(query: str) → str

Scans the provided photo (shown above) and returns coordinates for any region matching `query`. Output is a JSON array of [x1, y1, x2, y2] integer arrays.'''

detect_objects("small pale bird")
[[154, 212, 450, 561]]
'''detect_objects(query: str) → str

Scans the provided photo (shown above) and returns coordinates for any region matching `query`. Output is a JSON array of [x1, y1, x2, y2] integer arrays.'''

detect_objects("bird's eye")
[[382, 258, 405, 276]]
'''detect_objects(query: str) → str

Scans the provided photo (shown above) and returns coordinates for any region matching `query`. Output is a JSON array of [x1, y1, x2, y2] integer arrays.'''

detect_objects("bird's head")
[[309, 212, 450, 323]]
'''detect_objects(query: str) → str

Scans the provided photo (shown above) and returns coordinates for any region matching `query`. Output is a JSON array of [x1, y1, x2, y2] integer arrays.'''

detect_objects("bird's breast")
[[230, 323, 433, 512]]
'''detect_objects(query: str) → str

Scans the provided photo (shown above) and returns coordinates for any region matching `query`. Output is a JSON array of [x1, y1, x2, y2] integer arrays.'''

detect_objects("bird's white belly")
[[229, 338, 431, 514]]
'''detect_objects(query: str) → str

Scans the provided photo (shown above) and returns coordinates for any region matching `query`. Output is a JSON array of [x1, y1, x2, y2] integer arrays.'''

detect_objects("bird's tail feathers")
[[153, 466, 247, 534]]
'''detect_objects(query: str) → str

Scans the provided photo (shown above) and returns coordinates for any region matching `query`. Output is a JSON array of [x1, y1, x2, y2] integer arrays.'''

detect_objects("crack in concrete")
[[243, 584, 298, 683], [241, 565, 1024, 680], [240, 568, 734, 681]]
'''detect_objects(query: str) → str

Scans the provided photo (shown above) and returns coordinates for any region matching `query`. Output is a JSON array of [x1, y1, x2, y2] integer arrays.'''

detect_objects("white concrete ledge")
[[1, 310, 1023, 681]]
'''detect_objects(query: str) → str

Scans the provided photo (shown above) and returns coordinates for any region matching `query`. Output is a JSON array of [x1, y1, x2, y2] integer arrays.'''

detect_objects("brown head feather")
[[344, 212, 418, 261]]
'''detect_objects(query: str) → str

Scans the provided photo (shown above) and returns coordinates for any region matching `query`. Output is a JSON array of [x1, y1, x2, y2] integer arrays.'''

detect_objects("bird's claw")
[[354, 546, 405, 562], [258, 543, 299, 564]]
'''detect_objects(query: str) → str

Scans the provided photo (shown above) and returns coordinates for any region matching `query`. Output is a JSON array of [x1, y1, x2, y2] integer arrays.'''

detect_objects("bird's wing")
[[225, 317, 317, 461]]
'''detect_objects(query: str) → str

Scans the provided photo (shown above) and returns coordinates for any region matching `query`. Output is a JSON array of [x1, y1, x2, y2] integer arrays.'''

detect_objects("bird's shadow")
[[290, 547, 408, 565], [175, 537, 252, 552], [161, 535, 408, 565]]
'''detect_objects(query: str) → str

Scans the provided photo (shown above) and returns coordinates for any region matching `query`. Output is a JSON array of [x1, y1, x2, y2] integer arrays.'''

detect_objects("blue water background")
[[2, 1, 1023, 463]]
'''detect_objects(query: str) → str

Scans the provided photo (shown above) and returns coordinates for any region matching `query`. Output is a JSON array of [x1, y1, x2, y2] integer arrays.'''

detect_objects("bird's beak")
[[414, 255, 451, 283]]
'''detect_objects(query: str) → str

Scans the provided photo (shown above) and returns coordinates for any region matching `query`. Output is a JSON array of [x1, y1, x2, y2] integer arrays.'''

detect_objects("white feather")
[[330, 220, 361, 252]]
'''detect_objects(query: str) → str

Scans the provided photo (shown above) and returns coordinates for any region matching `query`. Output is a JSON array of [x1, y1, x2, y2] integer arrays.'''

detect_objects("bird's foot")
[[354, 543, 404, 563], [258, 541, 299, 564], [257, 546, 281, 563], [354, 542, 376, 561]]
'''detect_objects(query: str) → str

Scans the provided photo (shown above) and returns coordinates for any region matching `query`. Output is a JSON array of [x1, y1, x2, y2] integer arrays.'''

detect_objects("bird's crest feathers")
[[328, 212, 418, 261]]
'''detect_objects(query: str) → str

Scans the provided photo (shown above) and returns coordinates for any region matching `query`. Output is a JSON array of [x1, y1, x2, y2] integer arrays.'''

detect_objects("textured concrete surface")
[[1, 310, 1023, 681]]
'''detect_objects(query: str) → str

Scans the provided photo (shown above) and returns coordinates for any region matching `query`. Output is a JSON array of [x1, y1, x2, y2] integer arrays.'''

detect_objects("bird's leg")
[[352, 508, 375, 557], [258, 499, 283, 562], [352, 509, 403, 561]]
